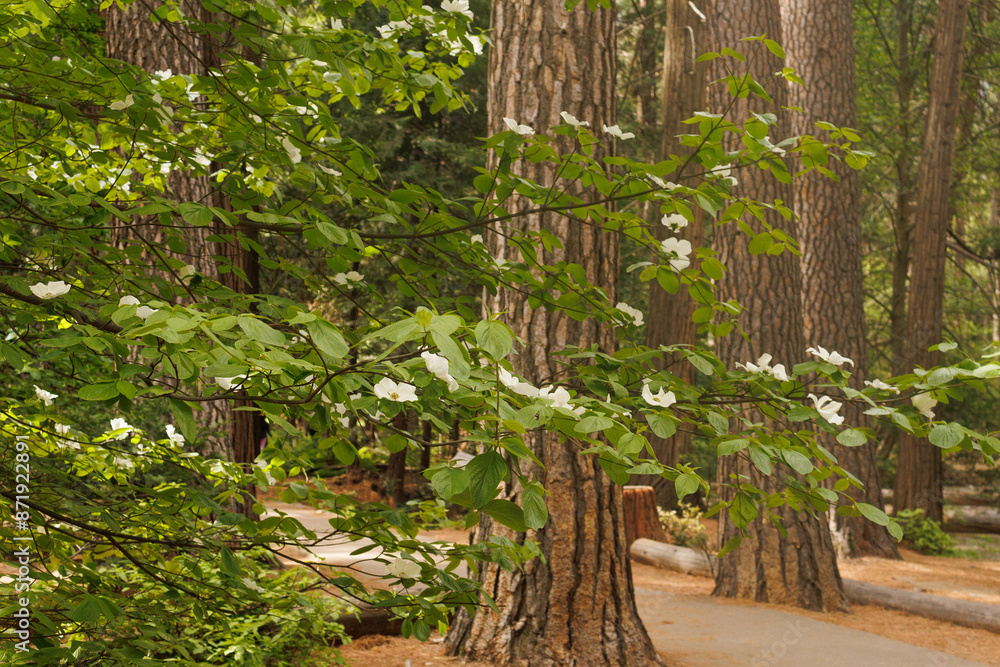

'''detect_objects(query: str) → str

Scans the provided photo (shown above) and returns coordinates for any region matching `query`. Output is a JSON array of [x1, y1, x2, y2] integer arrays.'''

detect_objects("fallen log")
[[943, 513, 1000, 535], [630, 538, 1000, 634], [843, 580, 1000, 634], [630, 538, 713, 576]]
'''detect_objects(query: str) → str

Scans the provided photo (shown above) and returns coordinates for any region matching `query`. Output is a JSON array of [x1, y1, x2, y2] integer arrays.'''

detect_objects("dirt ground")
[[838, 546, 1000, 605], [336, 634, 491, 667]]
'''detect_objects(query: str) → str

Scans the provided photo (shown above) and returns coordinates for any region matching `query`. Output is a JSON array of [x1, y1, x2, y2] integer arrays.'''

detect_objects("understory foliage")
[[657, 503, 708, 550], [896, 508, 956, 556], [1, 0, 999, 664]]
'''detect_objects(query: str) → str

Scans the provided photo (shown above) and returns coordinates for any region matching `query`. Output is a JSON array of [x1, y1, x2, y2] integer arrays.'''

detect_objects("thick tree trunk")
[[445, 2, 662, 664], [703, 0, 847, 611], [105, 1, 233, 459], [890, 0, 916, 379], [895, 0, 969, 524], [632, 0, 661, 125], [780, 0, 899, 558], [638, 0, 708, 510]]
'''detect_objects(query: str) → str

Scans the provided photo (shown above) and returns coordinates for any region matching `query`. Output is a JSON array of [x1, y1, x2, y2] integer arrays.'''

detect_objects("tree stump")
[[623, 485, 666, 545]]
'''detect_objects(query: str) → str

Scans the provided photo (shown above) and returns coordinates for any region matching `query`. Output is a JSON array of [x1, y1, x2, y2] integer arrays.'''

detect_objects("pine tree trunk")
[[780, 0, 899, 559], [104, 1, 233, 459], [890, 0, 916, 379], [633, 0, 661, 125], [638, 0, 707, 510], [445, 1, 662, 663], [895, 0, 969, 524], [703, 0, 848, 611]]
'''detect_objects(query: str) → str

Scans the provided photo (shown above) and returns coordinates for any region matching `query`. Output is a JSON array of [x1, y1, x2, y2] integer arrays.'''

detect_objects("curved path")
[[267, 503, 989, 666]]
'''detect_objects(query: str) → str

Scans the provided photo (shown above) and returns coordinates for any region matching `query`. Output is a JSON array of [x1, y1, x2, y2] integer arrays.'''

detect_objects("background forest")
[[2, 0, 1000, 665]]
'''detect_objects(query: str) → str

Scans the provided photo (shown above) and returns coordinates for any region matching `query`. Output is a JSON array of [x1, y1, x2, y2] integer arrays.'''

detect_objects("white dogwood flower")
[[334, 271, 363, 285], [709, 164, 737, 186], [215, 376, 246, 391], [911, 392, 937, 419], [560, 111, 589, 127], [661, 213, 688, 229], [422, 351, 459, 391], [807, 393, 844, 425], [386, 557, 421, 579], [642, 384, 676, 408], [661, 237, 692, 271], [603, 124, 635, 140], [865, 379, 900, 394], [29, 281, 71, 299], [737, 353, 773, 374], [109, 94, 134, 111], [330, 18, 344, 30], [282, 137, 302, 164], [34, 385, 57, 406], [539, 386, 584, 415], [109, 418, 134, 440], [135, 306, 158, 319], [503, 117, 534, 135], [615, 302, 644, 327], [119, 295, 140, 306], [498, 367, 519, 389], [807, 345, 854, 367], [165, 424, 185, 445], [441, 0, 473, 18], [374, 378, 419, 402]]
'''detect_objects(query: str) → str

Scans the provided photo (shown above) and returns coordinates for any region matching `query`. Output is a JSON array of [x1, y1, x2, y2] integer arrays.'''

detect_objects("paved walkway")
[[267, 503, 988, 667], [635, 588, 986, 667]]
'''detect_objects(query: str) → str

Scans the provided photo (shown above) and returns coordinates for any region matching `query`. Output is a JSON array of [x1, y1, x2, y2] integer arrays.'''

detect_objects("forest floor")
[[263, 475, 1000, 666]]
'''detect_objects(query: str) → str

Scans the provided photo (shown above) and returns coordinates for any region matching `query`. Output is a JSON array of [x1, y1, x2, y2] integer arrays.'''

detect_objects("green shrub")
[[657, 503, 708, 550], [896, 509, 955, 555]]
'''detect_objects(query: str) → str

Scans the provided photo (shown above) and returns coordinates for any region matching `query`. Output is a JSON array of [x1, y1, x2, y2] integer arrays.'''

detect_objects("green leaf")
[[718, 535, 742, 556], [856, 502, 889, 526], [219, 547, 242, 577], [748, 446, 772, 476], [763, 38, 785, 59], [646, 412, 676, 439], [475, 321, 512, 360], [747, 232, 774, 255], [306, 320, 349, 359], [522, 485, 548, 529], [467, 451, 508, 507], [618, 432, 647, 456], [706, 411, 728, 435], [78, 383, 120, 401], [730, 493, 758, 529], [431, 467, 470, 499], [836, 428, 867, 447], [482, 499, 527, 532], [781, 450, 813, 475], [576, 415, 613, 434], [687, 353, 715, 376], [238, 316, 287, 347], [887, 520, 903, 541], [928, 423, 963, 449], [717, 438, 749, 456], [169, 399, 197, 442], [68, 596, 104, 623], [675, 473, 700, 501]]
